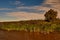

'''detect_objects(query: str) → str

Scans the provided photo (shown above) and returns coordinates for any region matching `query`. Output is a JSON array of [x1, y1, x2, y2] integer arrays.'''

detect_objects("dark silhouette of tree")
[[44, 9, 58, 22]]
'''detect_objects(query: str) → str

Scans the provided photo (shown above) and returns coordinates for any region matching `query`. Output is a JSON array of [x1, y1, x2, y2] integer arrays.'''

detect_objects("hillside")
[[0, 20, 60, 34]]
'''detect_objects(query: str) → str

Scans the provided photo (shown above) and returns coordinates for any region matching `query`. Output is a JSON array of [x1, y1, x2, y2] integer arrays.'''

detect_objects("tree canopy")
[[44, 9, 58, 22]]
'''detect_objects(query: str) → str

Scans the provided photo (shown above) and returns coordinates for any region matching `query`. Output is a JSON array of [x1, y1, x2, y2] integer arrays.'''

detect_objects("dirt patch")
[[0, 30, 60, 40]]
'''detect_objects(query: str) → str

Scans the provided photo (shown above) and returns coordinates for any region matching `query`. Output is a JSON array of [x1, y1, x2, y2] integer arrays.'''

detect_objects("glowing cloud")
[[7, 12, 45, 20]]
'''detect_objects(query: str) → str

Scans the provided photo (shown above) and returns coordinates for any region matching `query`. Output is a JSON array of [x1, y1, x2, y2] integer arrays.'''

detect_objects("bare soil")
[[0, 30, 60, 40]]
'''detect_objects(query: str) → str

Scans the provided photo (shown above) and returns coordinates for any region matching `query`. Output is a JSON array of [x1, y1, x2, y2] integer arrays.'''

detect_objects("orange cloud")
[[7, 12, 45, 20]]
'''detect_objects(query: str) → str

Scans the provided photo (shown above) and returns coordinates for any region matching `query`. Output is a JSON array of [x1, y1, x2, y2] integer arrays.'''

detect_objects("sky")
[[0, 0, 60, 22]]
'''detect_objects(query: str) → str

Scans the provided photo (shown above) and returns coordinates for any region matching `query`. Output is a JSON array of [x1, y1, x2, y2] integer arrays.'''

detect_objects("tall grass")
[[0, 20, 60, 34]]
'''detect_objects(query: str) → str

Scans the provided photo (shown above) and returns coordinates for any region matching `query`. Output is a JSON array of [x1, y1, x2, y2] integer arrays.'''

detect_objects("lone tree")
[[44, 9, 58, 22]]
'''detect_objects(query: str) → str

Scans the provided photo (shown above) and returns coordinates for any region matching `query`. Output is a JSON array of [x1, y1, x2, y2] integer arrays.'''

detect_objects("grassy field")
[[0, 20, 60, 34]]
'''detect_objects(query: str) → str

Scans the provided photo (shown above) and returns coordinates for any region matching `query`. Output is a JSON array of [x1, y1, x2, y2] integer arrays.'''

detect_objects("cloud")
[[17, 6, 39, 9], [10, 1, 24, 6], [27, 0, 60, 12], [6, 10, 60, 21], [43, 0, 60, 10], [7, 12, 45, 20], [0, 8, 12, 10], [14, 1, 21, 5]]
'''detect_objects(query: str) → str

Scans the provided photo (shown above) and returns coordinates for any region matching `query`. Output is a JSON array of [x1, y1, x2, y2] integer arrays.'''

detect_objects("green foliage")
[[55, 24, 60, 31]]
